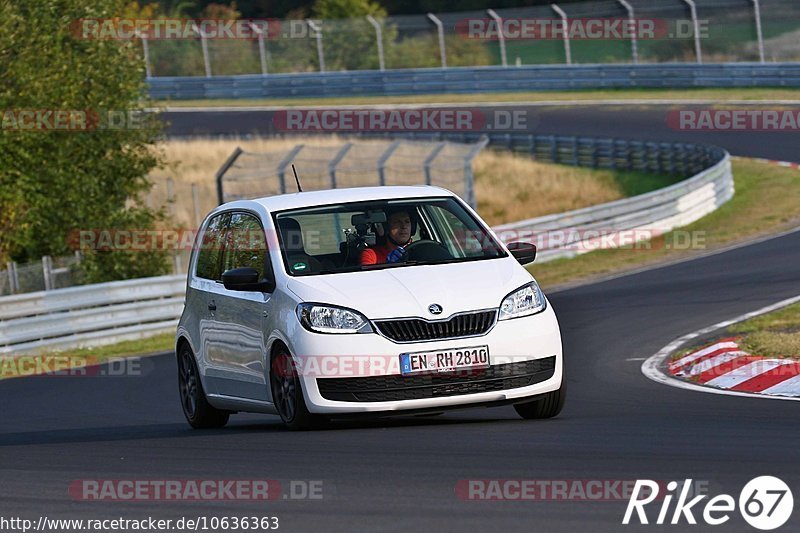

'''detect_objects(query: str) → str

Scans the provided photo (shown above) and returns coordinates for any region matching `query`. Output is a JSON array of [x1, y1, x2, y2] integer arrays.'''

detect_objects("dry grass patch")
[[149, 137, 667, 227], [473, 149, 626, 224]]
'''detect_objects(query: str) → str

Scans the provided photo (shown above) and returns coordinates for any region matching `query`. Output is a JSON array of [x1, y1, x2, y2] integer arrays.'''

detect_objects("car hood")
[[286, 257, 533, 320]]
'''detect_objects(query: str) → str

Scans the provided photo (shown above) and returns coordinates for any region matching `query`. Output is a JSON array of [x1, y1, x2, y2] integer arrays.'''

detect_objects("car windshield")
[[273, 196, 507, 276]]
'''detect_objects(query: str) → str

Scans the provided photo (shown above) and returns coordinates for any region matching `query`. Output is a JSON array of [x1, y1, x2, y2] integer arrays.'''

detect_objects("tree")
[[0, 0, 169, 281]]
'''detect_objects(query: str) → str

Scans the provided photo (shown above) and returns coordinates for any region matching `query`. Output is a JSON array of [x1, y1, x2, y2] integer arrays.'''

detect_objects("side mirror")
[[222, 267, 271, 292], [507, 242, 537, 265]]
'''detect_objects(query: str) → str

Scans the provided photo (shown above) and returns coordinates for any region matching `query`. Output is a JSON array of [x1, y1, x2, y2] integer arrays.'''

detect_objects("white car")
[[176, 186, 564, 430]]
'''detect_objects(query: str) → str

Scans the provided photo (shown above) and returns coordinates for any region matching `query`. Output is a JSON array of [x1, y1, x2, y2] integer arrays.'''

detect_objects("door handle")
[[208, 300, 216, 311]]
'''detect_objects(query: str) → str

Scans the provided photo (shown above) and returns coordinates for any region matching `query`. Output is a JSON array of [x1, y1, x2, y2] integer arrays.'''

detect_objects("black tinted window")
[[195, 213, 227, 280]]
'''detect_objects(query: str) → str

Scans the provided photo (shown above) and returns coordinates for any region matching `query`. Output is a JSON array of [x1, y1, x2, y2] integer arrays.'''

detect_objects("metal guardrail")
[[0, 137, 732, 354], [0, 275, 185, 354], [148, 63, 800, 100], [493, 151, 733, 262]]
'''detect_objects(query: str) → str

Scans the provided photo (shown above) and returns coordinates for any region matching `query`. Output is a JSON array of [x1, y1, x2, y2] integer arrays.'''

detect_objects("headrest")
[[277, 217, 305, 254]]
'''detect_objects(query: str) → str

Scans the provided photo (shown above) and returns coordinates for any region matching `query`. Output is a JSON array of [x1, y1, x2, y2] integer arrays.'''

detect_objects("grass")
[[729, 303, 800, 359], [529, 158, 800, 288], [0, 333, 174, 380], [155, 88, 800, 109], [472, 150, 664, 225], [149, 137, 671, 227]]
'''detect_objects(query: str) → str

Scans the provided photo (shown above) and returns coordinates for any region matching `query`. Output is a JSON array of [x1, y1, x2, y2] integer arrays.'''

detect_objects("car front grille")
[[316, 356, 556, 402], [374, 310, 497, 343]]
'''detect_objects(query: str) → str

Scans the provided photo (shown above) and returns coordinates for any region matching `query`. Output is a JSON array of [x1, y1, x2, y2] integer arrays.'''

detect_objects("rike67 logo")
[[623, 477, 793, 530]]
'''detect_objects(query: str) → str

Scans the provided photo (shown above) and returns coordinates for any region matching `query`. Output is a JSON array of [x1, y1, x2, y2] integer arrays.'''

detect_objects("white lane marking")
[[762, 374, 800, 396], [687, 351, 747, 377], [669, 341, 739, 370], [704, 359, 791, 388], [641, 294, 800, 402]]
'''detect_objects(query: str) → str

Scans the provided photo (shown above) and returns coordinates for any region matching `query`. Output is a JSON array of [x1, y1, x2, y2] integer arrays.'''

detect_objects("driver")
[[359, 207, 414, 265]]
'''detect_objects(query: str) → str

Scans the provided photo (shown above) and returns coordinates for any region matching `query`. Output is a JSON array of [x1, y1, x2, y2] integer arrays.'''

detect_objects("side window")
[[426, 205, 483, 258], [195, 213, 227, 280], [222, 213, 268, 278]]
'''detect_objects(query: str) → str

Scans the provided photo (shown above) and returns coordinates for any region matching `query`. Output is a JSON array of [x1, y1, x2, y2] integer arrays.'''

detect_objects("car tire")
[[177, 343, 230, 429], [270, 347, 328, 431], [514, 370, 566, 420]]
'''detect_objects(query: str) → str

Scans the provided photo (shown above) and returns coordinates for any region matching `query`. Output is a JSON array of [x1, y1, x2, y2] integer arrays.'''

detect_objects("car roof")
[[225, 185, 456, 213]]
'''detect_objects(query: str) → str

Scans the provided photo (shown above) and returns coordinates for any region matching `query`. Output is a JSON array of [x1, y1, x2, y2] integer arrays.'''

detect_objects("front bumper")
[[283, 304, 563, 414]]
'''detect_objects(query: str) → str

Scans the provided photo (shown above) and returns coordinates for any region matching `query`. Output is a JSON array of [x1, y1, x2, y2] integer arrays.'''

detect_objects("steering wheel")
[[403, 240, 453, 261]]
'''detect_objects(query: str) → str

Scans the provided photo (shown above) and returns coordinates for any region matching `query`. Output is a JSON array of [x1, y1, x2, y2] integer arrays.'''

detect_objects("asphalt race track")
[[162, 103, 800, 163], [1, 105, 799, 532]]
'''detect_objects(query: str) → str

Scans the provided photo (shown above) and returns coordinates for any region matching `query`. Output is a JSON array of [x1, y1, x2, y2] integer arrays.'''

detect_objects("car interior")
[[276, 204, 454, 274]]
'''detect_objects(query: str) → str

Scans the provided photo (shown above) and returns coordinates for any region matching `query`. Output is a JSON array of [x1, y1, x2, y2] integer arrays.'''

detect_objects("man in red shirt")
[[360, 209, 413, 265]]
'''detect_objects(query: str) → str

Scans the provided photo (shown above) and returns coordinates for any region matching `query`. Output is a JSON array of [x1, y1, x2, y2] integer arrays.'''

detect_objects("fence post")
[[427, 13, 447, 69], [463, 136, 489, 209], [609, 139, 618, 170], [571, 137, 579, 165], [551, 4, 572, 65], [191, 183, 202, 227], [307, 20, 326, 73], [423, 142, 447, 185], [276, 144, 305, 194], [487, 9, 507, 67], [192, 23, 212, 77], [6, 262, 18, 294], [617, 0, 639, 64], [42, 256, 53, 291], [366, 15, 386, 71], [250, 22, 269, 74], [215, 147, 244, 205], [626, 141, 635, 170], [377, 140, 402, 186], [166, 177, 175, 216], [135, 31, 152, 78], [329, 143, 353, 188], [752, 0, 765, 64], [681, 0, 703, 64]]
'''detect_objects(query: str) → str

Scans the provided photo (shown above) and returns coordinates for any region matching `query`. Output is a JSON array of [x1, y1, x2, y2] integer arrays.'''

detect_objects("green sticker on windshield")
[[292, 262, 308, 271]]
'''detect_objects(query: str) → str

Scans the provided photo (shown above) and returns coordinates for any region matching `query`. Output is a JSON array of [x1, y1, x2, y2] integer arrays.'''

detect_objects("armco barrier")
[[493, 150, 732, 261], [0, 275, 185, 354], [148, 63, 800, 100], [0, 140, 732, 355]]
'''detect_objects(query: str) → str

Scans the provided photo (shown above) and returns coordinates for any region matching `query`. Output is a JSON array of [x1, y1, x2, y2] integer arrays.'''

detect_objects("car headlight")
[[296, 303, 373, 334], [498, 281, 546, 320]]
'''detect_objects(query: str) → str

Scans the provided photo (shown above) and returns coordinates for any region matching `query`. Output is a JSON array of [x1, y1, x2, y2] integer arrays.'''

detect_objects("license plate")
[[400, 346, 490, 376]]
